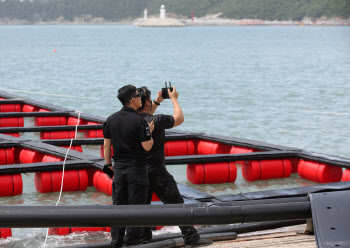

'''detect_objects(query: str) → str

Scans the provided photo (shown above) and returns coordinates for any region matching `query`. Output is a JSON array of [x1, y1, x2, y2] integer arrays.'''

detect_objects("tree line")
[[0, 0, 349, 22]]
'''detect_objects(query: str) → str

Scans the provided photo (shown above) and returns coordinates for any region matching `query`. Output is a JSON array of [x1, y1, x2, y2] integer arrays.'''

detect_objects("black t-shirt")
[[103, 107, 152, 169], [139, 113, 174, 172]]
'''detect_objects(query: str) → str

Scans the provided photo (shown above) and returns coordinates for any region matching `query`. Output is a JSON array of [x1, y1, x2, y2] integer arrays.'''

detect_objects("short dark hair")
[[137, 86, 151, 110], [118, 85, 137, 106]]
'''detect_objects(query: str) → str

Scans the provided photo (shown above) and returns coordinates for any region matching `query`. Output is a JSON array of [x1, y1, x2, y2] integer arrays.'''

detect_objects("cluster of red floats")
[[0, 100, 349, 237]]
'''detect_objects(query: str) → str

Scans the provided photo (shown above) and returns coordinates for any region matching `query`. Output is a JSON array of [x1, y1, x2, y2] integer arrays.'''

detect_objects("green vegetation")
[[0, 0, 349, 22]]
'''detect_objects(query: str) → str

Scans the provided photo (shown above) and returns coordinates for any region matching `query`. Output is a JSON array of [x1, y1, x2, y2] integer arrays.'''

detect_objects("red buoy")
[[34, 109, 67, 126], [342, 169, 350, 181], [298, 160, 343, 183], [35, 169, 88, 193], [242, 159, 292, 181], [49, 227, 106, 236], [84, 122, 103, 138], [197, 141, 231, 155], [87, 168, 97, 186], [93, 170, 112, 196], [0, 174, 23, 196], [0, 148, 14, 165], [22, 104, 39, 112], [0, 104, 21, 112], [19, 149, 45, 164], [187, 162, 237, 184], [40, 131, 76, 140], [230, 146, 255, 164], [164, 140, 196, 156], [48, 227, 71, 235], [0, 117, 24, 127], [67, 117, 87, 126], [0, 228, 12, 238]]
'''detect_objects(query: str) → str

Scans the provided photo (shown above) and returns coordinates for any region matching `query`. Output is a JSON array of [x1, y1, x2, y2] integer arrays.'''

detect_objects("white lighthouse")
[[160, 5, 166, 19], [144, 9, 148, 20]]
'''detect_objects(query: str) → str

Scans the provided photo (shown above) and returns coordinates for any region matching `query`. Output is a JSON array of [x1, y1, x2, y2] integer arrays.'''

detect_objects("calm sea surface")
[[0, 25, 350, 247]]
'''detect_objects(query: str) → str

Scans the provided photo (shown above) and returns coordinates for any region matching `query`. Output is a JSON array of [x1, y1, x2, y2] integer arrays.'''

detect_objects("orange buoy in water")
[[0, 174, 23, 196], [34, 109, 67, 126], [0, 104, 21, 112], [342, 169, 350, 181], [22, 104, 39, 112], [84, 122, 103, 138], [19, 149, 45, 164], [0, 117, 24, 128], [197, 140, 231, 155], [67, 117, 87, 126], [187, 162, 237, 184], [93, 170, 112, 196], [35, 169, 88, 193], [242, 159, 292, 181], [49, 227, 106, 235], [0, 228, 12, 238], [40, 131, 76, 140], [298, 160, 343, 183], [0, 148, 14, 165], [164, 140, 196, 156]]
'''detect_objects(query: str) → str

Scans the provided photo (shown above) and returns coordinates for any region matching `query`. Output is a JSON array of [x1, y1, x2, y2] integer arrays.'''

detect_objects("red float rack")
[[242, 159, 292, 181], [298, 160, 343, 183], [187, 162, 237, 184]]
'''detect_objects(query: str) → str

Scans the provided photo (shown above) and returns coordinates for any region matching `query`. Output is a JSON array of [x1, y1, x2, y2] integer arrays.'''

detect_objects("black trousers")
[[140, 168, 200, 245], [111, 168, 148, 247]]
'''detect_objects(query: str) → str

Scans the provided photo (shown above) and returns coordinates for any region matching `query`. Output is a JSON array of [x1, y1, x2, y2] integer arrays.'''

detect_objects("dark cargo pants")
[[111, 168, 148, 247], [140, 168, 200, 245]]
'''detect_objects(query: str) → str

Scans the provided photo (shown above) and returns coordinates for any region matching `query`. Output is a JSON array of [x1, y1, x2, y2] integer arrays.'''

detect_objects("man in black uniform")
[[103, 85, 154, 248], [137, 86, 212, 247]]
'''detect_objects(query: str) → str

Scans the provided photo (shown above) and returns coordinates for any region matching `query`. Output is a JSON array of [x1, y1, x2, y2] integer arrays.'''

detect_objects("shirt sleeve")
[[138, 118, 152, 142], [103, 119, 111, 139], [155, 114, 175, 130]]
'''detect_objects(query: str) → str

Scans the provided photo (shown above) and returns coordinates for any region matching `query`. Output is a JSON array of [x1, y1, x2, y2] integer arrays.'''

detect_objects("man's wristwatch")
[[153, 100, 160, 106]]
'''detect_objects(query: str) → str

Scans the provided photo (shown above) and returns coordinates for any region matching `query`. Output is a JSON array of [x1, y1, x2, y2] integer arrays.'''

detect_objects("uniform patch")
[[145, 126, 151, 137]]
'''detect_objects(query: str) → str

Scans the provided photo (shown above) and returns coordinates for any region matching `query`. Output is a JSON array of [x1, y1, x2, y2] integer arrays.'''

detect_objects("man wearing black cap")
[[137, 86, 212, 247], [103, 85, 154, 248]]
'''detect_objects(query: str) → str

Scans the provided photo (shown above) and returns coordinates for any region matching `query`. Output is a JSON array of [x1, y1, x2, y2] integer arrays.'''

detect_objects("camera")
[[161, 82, 173, 99]]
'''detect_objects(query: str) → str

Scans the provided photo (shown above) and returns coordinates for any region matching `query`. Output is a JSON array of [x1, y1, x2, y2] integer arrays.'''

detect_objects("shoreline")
[[1, 17, 349, 26]]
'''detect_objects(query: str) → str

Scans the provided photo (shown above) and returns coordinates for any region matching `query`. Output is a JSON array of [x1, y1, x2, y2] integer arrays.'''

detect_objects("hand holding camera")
[[161, 82, 174, 99]]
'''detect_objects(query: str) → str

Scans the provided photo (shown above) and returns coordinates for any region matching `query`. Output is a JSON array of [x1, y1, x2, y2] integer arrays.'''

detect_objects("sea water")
[[0, 25, 349, 247]]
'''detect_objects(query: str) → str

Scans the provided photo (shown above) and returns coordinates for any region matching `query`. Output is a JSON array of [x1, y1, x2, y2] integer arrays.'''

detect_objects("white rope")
[[43, 110, 82, 246], [0, 88, 101, 100]]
